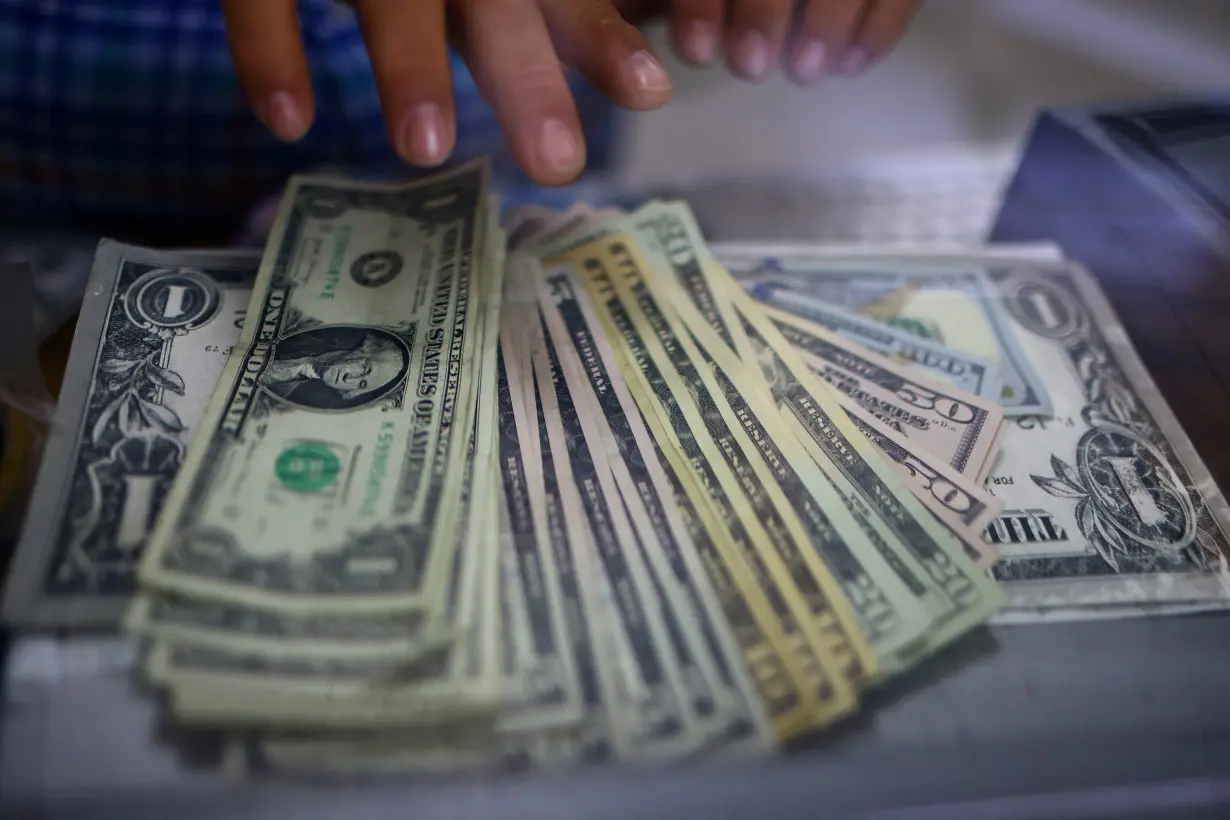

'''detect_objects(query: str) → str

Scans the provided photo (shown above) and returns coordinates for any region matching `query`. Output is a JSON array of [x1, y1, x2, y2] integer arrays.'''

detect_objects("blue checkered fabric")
[[0, 0, 620, 243]]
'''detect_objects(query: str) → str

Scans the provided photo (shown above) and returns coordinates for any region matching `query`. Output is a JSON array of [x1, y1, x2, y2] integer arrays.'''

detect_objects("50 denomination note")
[[612, 207, 980, 669], [745, 284, 1003, 403], [655, 280, 944, 672], [139, 163, 492, 614], [839, 401, 1001, 569], [765, 305, 1003, 480], [719, 297, 1001, 659], [4, 242, 258, 630]]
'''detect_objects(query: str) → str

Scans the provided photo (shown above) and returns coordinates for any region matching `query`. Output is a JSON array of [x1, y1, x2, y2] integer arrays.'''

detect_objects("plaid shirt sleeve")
[[0, 0, 619, 244]]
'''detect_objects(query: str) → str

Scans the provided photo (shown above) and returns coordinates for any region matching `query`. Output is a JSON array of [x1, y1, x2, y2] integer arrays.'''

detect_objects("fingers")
[[789, 0, 870, 82], [671, 0, 725, 66], [666, 1, 919, 85], [849, 0, 920, 67], [538, 0, 672, 111], [353, 0, 456, 167], [725, 0, 796, 82], [453, 0, 587, 185], [788, 0, 919, 84], [220, 0, 314, 141]]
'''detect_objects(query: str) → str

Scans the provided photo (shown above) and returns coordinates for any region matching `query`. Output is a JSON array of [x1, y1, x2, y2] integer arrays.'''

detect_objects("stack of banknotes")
[[5, 159, 1229, 777]]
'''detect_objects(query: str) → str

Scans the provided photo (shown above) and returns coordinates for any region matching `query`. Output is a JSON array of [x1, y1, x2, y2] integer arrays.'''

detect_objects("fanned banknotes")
[[717, 244, 1054, 417], [717, 242, 1230, 618], [741, 285, 1004, 403], [550, 237, 868, 727], [14, 165, 1227, 780]]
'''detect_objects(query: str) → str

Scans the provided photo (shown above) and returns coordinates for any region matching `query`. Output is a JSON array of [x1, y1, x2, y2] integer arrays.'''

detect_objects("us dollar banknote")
[[839, 400, 1001, 569], [978, 262, 1230, 613], [3, 242, 258, 630], [535, 259, 820, 745], [531, 309, 703, 762], [550, 250, 828, 741], [494, 338, 584, 734], [536, 259, 773, 752], [560, 237, 864, 725], [153, 365, 504, 729], [722, 298, 1002, 657], [765, 305, 1003, 480], [715, 245, 1053, 416], [138, 162, 492, 615], [611, 203, 1000, 667], [743, 284, 1004, 403], [520, 371, 621, 765]]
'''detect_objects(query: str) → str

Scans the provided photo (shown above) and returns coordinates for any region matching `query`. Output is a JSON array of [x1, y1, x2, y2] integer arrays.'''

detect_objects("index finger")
[[453, 0, 586, 186], [354, 0, 456, 167], [221, 0, 314, 141]]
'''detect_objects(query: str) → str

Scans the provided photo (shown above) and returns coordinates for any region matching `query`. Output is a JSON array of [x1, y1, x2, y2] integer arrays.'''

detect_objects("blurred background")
[[612, 0, 1230, 242], [630, 0, 1230, 180]]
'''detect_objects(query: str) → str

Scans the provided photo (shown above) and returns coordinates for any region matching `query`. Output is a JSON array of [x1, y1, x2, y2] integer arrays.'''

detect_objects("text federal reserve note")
[[839, 401, 1001, 568], [494, 340, 584, 733], [3, 242, 257, 630], [561, 238, 862, 726], [531, 311, 702, 762], [538, 261, 773, 752]]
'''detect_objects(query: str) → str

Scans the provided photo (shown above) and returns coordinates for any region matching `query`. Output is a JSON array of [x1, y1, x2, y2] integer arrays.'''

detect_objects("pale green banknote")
[[139, 163, 493, 617]]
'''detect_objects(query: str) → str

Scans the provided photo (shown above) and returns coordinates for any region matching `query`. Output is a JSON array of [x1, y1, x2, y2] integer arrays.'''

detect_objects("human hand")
[[660, 0, 920, 83], [222, 0, 673, 186], [222, 1, 919, 186]]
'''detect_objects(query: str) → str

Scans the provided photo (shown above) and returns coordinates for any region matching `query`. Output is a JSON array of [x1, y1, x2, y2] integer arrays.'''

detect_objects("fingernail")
[[791, 40, 827, 83], [625, 50, 672, 93], [399, 103, 448, 166], [733, 32, 769, 80], [836, 46, 871, 76], [683, 21, 718, 64], [538, 118, 584, 175], [257, 91, 309, 141]]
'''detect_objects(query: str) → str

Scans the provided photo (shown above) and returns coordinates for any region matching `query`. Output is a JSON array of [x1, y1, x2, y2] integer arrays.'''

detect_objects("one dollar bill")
[[138, 163, 494, 615], [3, 242, 258, 630]]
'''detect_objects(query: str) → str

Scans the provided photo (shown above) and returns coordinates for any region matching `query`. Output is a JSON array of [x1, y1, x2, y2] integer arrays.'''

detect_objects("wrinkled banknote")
[[151, 235, 507, 727], [537, 256, 773, 753], [611, 203, 1002, 669], [530, 299, 704, 761], [839, 400, 1001, 569], [977, 261, 1230, 611], [3, 243, 258, 630]]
